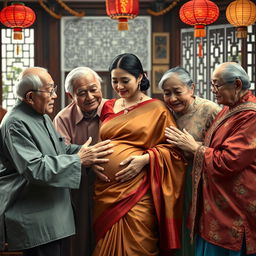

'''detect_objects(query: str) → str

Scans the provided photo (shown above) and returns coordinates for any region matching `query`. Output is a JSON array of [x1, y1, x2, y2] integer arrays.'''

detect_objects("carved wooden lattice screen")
[[181, 24, 256, 101], [60, 16, 151, 108]]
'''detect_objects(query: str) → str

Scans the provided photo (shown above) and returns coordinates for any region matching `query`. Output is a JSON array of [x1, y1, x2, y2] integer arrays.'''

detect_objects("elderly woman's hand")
[[165, 126, 200, 154], [115, 154, 149, 182], [92, 164, 111, 182]]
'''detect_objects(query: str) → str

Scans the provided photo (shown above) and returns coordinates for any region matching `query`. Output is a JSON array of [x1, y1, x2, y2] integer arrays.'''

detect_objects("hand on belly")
[[100, 142, 144, 181]]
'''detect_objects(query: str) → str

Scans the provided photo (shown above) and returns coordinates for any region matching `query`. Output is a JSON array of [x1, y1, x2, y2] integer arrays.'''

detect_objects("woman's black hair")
[[109, 53, 150, 91]]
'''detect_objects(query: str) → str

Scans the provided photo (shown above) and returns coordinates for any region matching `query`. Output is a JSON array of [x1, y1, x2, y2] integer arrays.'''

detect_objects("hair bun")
[[140, 76, 150, 91]]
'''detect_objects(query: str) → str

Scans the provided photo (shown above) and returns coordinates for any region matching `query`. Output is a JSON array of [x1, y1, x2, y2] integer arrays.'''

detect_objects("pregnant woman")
[[93, 53, 186, 256]]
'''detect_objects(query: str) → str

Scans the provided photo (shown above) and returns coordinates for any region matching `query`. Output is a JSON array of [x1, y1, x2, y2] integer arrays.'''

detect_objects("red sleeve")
[[100, 99, 116, 122], [204, 110, 256, 176]]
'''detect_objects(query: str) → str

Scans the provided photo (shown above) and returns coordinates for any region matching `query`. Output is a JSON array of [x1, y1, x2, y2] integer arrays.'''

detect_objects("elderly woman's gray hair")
[[15, 67, 47, 100], [219, 62, 251, 90], [65, 67, 102, 94], [158, 66, 193, 90]]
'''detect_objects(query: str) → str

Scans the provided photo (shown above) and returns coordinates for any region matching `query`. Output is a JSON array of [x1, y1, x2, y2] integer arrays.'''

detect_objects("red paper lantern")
[[179, 0, 219, 38], [0, 2, 36, 40], [106, 0, 139, 31]]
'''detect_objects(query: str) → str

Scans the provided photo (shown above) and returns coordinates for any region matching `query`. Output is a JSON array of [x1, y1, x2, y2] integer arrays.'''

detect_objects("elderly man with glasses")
[[0, 67, 113, 256], [165, 62, 256, 256]]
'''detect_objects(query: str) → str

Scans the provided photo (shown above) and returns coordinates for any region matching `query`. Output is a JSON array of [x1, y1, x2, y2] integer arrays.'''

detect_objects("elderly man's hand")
[[77, 137, 113, 167], [165, 126, 200, 154], [115, 154, 149, 182]]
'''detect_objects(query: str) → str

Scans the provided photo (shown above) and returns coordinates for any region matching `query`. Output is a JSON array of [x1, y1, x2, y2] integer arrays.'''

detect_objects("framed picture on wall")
[[152, 32, 170, 64], [152, 65, 169, 94]]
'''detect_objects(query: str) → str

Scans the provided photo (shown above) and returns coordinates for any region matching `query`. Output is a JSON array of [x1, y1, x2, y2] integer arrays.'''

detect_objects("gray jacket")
[[0, 100, 81, 251]]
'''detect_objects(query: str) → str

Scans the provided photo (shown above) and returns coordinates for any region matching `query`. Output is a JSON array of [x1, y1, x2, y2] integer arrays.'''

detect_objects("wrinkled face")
[[111, 68, 141, 99], [211, 67, 237, 106], [30, 71, 57, 115], [71, 74, 102, 113], [162, 75, 194, 114]]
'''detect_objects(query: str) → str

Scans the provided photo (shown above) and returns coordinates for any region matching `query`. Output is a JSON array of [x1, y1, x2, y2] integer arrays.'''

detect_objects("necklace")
[[121, 95, 144, 114]]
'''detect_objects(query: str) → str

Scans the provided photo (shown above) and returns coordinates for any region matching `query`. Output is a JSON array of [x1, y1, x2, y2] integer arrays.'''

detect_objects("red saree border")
[[101, 98, 158, 123], [94, 174, 150, 243], [149, 148, 182, 251], [148, 148, 161, 221]]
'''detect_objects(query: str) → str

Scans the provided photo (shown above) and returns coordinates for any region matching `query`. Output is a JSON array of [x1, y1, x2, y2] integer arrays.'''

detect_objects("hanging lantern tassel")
[[14, 28, 22, 55], [12, 27, 22, 56], [198, 39, 203, 57], [194, 25, 206, 37], [118, 18, 128, 31], [236, 26, 248, 39], [13, 27, 23, 40], [16, 44, 21, 55]]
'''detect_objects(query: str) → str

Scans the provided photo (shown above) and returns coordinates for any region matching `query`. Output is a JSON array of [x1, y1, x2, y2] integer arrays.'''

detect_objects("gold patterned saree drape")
[[93, 99, 186, 256]]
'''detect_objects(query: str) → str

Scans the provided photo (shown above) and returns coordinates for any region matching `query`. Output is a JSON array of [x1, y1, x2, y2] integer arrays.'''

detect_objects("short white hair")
[[65, 67, 102, 94], [158, 66, 193, 90], [217, 62, 251, 90], [14, 67, 47, 100]]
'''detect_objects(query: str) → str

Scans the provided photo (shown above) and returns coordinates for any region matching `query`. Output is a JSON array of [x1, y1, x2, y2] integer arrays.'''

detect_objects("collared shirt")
[[53, 99, 107, 256], [53, 99, 106, 145]]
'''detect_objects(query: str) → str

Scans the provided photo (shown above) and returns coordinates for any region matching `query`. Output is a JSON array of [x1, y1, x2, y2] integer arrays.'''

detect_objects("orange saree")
[[93, 99, 186, 256]]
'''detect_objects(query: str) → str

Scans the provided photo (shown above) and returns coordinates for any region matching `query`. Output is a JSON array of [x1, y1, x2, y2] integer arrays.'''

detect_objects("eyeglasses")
[[210, 80, 236, 90], [210, 82, 227, 90], [31, 86, 57, 96]]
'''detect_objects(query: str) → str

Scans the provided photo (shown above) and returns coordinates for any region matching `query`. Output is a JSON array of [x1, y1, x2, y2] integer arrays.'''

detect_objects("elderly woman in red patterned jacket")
[[165, 62, 256, 256]]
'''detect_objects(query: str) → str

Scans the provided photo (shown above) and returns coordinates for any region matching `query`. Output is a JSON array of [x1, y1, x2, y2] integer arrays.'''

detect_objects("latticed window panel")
[[1, 28, 35, 110], [181, 24, 255, 101], [247, 25, 256, 93]]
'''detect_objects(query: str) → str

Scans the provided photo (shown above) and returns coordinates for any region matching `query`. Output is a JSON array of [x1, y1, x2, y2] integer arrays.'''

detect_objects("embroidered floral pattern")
[[249, 137, 256, 149], [204, 199, 211, 213], [233, 183, 248, 197], [215, 195, 228, 209], [175, 96, 221, 142], [230, 218, 243, 240], [208, 219, 221, 242], [246, 200, 256, 216], [190, 145, 207, 241], [202, 171, 208, 187]]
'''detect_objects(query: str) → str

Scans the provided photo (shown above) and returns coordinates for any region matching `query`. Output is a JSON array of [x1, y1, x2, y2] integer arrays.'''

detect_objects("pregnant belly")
[[101, 141, 144, 181]]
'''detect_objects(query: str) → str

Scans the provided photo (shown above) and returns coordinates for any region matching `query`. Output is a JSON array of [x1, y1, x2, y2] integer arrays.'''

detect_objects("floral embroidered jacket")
[[190, 91, 256, 254]]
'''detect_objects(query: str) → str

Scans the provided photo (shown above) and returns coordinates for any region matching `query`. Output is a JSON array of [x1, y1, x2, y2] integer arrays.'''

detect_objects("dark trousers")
[[22, 238, 66, 256]]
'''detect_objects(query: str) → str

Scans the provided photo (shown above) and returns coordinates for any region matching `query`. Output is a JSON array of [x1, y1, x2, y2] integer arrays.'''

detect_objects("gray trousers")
[[22, 238, 67, 256]]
